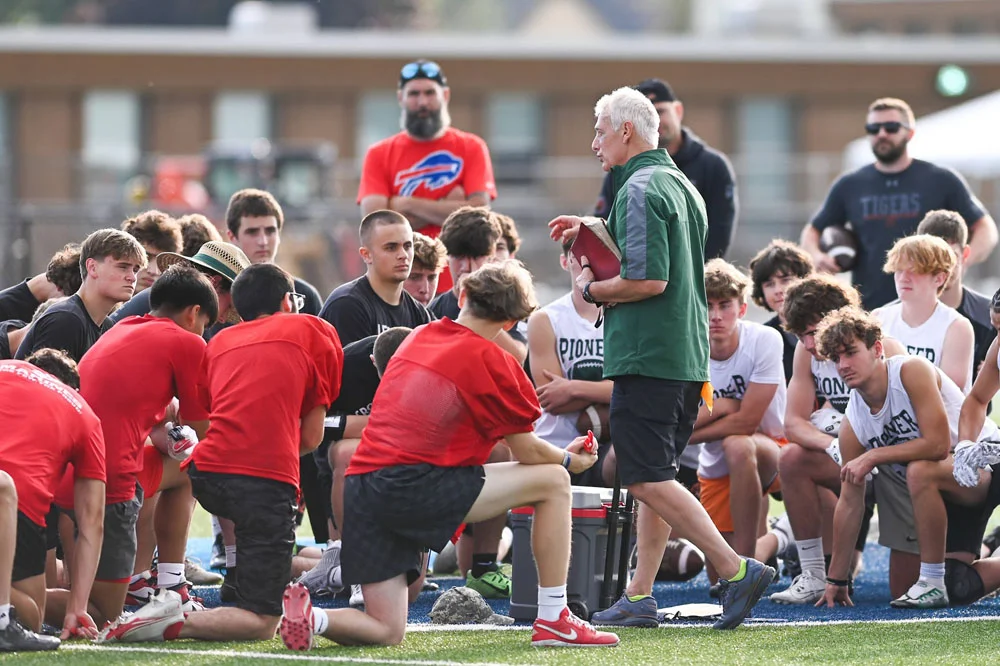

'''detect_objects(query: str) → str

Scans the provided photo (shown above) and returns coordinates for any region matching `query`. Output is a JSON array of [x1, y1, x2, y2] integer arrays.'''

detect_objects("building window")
[[356, 91, 399, 160], [736, 96, 794, 212], [213, 91, 271, 143], [486, 92, 543, 183], [82, 90, 141, 171]]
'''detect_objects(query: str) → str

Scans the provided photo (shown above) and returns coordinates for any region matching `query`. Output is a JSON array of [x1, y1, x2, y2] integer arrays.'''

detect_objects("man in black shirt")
[[0, 244, 80, 324], [223, 189, 323, 316], [0, 320, 27, 360], [802, 97, 997, 310], [16, 229, 146, 362], [320, 210, 431, 345], [917, 210, 997, 376], [430, 207, 527, 362], [748, 240, 814, 383], [593, 79, 738, 260]]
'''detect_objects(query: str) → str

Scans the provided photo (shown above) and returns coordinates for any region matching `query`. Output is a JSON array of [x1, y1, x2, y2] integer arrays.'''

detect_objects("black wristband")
[[825, 577, 850, 587], [582, 281, 599, 305], [323, 414, 347, 444]]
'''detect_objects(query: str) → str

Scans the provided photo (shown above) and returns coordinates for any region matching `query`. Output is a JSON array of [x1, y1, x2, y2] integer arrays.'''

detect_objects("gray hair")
[[594, 87, 659, 147]]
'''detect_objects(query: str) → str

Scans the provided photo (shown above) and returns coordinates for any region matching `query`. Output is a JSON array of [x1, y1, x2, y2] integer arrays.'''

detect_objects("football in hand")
[[819, 226, 858, 272]]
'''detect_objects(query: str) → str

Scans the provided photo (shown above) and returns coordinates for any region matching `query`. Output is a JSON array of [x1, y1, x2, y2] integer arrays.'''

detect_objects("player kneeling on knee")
[[281, 261, 618, 650]]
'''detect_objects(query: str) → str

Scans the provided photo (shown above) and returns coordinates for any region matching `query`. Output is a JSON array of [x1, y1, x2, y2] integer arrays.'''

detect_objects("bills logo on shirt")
[[395, 151, 463, 196]]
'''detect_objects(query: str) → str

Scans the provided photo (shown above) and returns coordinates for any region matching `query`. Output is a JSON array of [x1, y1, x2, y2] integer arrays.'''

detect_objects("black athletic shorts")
[[945, 558, 986, 606], [13, 511, 46, 582], [188, 463, 297, 616], [609, 376, 702, 486], [945, 472, 1000, 556], [342, 463, 485, 586]]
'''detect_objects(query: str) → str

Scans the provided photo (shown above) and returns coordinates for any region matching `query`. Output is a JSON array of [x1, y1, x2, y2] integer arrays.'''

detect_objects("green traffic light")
[[936, 65, 970, 97]]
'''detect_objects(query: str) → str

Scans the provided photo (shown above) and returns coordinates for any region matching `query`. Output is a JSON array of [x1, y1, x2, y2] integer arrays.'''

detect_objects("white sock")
[[919, 562, 946, 588], [225, 545, 237, 568], [537, 584, 567, 622], [772, 527, 790, 556], [157, 562, 185, 589], [311, 607, 329, 635], [0, 603, 10, 630], [797, 538, 825, 578]]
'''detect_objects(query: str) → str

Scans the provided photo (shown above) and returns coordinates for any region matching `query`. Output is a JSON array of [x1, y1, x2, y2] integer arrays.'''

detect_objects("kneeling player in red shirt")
[[0, 350, 105, 650], [283, 261, 618, 650], [100, 263, 343, 644], [47, 264, 217, 628]]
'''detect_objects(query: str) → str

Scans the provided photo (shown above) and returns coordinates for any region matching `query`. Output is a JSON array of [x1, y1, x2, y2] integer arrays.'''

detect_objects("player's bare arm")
[[958, 338, 999, 442], [967, 214, 999, 265], [786, 343, 835, 451], [818, 418, 865, 607], [299, 404, 328, 455], [64, 478, 106, 639], [938, 317, 974, 391], [504, 432, 597, 475], [528, 310, 611, 414], [690, 382, 777, 445]]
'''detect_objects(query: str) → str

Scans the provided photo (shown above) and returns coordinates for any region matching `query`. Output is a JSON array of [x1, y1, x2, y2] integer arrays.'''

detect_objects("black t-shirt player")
[[810, 159, 985, 310]]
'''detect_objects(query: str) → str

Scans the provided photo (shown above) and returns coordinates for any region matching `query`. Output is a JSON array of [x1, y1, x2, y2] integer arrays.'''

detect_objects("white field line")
[[63, 643, 538, 666]]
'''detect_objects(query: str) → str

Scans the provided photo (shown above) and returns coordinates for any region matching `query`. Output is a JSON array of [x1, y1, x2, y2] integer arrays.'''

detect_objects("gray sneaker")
[[713, 558, 776, 630], [590, 593, 659, 628], [296, 541, 343, 596]]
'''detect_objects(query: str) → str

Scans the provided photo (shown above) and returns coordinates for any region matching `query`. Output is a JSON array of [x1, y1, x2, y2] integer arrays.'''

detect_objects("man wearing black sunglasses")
[[801, 97, 997, 310], [358, 59, 497, 296]]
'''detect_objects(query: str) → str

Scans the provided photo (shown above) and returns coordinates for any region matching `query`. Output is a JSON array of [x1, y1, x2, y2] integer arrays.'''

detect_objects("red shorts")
[[137, 446, 164, 497]]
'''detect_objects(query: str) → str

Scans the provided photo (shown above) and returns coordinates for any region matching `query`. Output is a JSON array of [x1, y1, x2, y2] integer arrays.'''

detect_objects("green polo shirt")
[[602, 149, 710, 382]]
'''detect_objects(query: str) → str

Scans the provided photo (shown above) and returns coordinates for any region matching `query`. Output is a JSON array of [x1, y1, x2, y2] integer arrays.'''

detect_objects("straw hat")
[[156, 241, 250, 283]]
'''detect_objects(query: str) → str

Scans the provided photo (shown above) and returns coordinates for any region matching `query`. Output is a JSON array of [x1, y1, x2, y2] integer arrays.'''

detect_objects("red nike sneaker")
[[279, 582, 315, 651], [531, 607, 619, 647]]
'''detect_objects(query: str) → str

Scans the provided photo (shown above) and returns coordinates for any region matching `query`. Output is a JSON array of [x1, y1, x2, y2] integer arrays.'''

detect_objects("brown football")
[[819, 226, 858, 272]]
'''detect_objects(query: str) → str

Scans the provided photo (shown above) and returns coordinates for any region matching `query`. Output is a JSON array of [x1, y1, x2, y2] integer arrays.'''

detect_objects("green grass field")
[[2, 621, 999, 665]]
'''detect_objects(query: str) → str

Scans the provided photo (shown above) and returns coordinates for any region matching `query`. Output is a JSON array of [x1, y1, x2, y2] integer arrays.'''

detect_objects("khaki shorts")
[[873, 465, 918, 555]]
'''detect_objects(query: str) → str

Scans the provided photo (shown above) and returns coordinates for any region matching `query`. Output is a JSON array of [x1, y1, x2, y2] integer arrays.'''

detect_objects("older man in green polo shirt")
[[548, 86, 774, 630]]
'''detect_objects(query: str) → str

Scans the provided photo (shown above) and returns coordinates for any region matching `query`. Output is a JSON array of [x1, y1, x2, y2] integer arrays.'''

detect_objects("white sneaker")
[[184, 557, 223, 586], [890, 580, 949, 609], [98, 589, 184, 643], [349, 583, 364, 608], [769, 571, 826, 605], [297, 541, 343, 596]]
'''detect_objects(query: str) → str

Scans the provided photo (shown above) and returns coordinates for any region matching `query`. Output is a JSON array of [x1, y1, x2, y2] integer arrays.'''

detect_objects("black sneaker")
[[0, 610, 61, 652], [220, 567, 238, 603]]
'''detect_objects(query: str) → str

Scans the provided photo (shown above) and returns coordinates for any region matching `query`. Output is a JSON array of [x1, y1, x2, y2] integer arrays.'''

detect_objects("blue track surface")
[[183, 537, 1000, 624]]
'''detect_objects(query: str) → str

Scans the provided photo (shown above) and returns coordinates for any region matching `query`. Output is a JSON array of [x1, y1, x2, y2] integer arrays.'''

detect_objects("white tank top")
[[844, 356, 998, 481], [877, 301, 971, 392], [533, 293, 605, 449], [698, 320, 787, 479], [811, 356, 851, 414]]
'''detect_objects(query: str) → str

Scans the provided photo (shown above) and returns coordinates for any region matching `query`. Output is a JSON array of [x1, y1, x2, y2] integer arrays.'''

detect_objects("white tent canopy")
[[843, 90, 1000, 178]]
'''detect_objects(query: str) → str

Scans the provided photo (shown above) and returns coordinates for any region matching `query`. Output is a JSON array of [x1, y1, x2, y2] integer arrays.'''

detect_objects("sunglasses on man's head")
[[865, 121, 909, 135], [400, 60, 442, 84]]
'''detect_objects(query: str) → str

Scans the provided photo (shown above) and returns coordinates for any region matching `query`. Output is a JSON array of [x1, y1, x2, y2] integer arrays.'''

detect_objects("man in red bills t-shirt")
[[0, 352, 105, 649], [101, 264, 343, 645], [358, 59, 497, 294], [282, 261, 618, 650]]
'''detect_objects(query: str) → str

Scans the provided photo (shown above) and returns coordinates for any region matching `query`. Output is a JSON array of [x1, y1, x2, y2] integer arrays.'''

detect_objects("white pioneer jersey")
[[845, 356, 997, 481], [698, 320, 787, 479], [877, 301, 971, 392], [533, 293, 605, 449], [811, 356, 850, 414]]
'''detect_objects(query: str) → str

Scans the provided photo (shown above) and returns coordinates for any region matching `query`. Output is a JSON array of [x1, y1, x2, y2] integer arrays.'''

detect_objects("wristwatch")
[[582, 281, 598, 305]]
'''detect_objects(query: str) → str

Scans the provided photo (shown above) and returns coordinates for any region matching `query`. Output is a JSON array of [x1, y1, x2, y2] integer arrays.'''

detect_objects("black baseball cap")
[[399, 60, 448, 88], [635, 79, 677, 104]]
